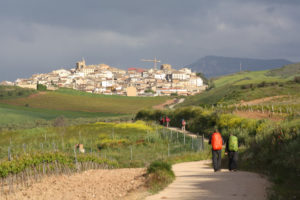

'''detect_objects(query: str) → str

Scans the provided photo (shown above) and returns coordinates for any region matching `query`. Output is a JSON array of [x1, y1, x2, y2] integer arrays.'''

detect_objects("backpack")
[[228, 135, 238, 152], [211, 132, 222, 150]]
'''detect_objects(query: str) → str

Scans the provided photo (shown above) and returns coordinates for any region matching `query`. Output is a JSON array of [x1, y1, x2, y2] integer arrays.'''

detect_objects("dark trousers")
[[228, 151, 238, 170], [212, 150, 222, 171]]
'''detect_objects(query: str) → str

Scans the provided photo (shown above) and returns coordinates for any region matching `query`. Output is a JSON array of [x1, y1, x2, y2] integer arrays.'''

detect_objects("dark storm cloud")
[[0, 0, 299, 81]]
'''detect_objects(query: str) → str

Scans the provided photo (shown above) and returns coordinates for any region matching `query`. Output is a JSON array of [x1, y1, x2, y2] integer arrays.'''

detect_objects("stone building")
[[160, 64, 172, 71]]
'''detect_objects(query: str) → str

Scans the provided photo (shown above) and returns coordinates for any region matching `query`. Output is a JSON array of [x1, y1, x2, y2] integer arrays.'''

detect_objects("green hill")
[[187, 55, 293, 78], [0, 87, 169, 128], [181, 63, 300, 106]]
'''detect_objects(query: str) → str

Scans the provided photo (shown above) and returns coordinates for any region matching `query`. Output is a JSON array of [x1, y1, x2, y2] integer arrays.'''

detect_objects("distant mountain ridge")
[[186, 56, 293, 78]]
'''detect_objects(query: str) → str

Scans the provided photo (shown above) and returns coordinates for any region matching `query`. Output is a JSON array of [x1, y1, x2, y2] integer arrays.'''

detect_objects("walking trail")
[[146, 160, 270, 200]]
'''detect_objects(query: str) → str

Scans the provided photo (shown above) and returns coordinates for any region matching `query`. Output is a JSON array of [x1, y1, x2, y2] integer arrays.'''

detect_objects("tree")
[[37, 84, 47, 91], [294, 76, 300, 83], [196, 72, 208, 85]]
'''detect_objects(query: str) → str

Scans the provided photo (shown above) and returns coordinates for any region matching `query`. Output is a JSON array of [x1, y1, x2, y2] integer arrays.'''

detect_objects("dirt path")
[[234, 110, 283, 121], [167, 127, 204, 140], [152, 98, 185, 110], [5, 168, 146, 200], [238, 95, 287, 106], [169, 98, 185, 109], [153, 99, 177, 110], [146, 160, 270, 200]]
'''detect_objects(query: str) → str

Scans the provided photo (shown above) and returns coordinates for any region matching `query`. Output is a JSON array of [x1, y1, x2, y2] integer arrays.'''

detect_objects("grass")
[[214, 62, 300, 88], [179, 63, 300, 107], [0, 88, 169, 128], [0, 121, 209, 194], [266, 62, 300, 78], [0, 89, 169, 114], [0, 86, 36, 99], [146, 160, 175, 193], [180, 76, 300, 107], [213, 70, 284, 88], [0, 103, 126, 129], [238, 147, 300, 200], [0, 121, 209, 165]]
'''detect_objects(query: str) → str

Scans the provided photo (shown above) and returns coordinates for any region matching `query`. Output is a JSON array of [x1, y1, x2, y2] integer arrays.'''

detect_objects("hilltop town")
[[2, 59, 206, 96]]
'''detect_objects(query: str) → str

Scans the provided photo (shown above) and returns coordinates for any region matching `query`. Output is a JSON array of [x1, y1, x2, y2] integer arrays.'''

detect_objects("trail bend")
[[146, 160, 269, 200]]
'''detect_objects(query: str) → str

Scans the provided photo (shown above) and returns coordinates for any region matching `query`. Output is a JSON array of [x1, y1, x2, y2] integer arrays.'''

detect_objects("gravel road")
[[146, 160, 270, 200]]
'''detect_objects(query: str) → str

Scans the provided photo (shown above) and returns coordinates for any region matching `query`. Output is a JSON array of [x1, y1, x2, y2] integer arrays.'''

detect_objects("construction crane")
[[141, 57, 161, 70]]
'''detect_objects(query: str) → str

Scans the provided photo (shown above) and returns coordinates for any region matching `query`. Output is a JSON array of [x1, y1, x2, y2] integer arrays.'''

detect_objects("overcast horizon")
[[1, 0, 300, 82]]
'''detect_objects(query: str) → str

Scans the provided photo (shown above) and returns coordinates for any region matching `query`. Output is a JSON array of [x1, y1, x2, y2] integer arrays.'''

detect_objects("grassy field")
[[0, 85, 36, 99], [0, 89, 169, 114], [0, 121, 209, 166], [0, 87, 169, 128], [180, 63, 300, 107], [0, 103, 124, 129], [214, 62, 300, 88], [213, 70, 284, 88]]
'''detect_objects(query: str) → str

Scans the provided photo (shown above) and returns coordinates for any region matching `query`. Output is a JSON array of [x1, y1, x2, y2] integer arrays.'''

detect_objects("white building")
[[154, 73, 166, 80], [52, 69, 71, 77], [189, 77, 203, 87]]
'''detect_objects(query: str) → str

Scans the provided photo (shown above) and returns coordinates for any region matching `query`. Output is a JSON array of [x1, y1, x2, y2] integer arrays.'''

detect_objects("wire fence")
[[0, 125, 205, 197]]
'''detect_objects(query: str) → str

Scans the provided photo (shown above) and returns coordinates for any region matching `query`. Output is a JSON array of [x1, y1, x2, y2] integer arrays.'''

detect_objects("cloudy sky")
[[0, 0, 299, 81]]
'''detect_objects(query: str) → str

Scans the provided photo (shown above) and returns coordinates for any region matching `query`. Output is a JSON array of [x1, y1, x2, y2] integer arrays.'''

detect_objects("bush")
[[147, 160, 173, 175], [0, 86, 36, 99], [53, 116, 67, 127], [146, 160, 175, 193], [37, 84, 47, 91], [257, 81, 267, 88], [294, 76, 300, 83], [97, 138, 130, 149]]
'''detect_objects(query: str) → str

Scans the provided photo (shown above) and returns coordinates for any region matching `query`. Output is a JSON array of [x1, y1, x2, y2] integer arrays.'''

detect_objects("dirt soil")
[[4, 160, 270, 200], [27, 92, 47, 99], [146, 160, 270, 200], [234, 110, 283, 121], [152, 99, 177, 110], [5, 168, 146, 200], [238, 95, 287, 106]]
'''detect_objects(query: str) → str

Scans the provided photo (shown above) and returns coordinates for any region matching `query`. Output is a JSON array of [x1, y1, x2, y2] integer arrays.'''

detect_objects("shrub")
[[146, 160, 175, 193], [294, 76, 300, 83], [97, 138, 130, 149], [258, 81, 267, 88], [147, 160, 173, 175], [53, 116, 67, 127], [37, 84, 47, 91]]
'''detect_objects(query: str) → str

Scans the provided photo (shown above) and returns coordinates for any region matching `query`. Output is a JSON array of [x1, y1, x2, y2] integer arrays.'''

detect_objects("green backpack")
[[228, 135, 238, 152]]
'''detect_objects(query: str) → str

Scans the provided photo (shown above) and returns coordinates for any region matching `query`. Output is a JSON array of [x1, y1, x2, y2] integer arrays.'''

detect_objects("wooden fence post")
[[8, 147, 11, 161], [202, 134, 205, 151]]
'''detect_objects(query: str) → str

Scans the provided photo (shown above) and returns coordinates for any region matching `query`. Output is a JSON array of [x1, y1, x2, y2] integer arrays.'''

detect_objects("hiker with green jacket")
[[225, 133, 239, 171]]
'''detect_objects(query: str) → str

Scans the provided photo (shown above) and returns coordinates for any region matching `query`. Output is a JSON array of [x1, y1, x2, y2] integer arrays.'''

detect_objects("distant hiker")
[[209, 129, 224, 172], [162, 117, 166, 125], [181, 119, 186, 131], [225, 134, 239, 171], [159, 117, 164, 125], [166, 116, 170, 127]]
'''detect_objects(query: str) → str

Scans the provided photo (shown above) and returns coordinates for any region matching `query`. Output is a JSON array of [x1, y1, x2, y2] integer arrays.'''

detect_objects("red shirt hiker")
[[165, 117, 170, 127]]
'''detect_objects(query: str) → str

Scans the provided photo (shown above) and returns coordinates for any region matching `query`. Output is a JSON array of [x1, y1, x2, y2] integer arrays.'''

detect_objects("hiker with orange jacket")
[[209, 129, 224, 172]]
